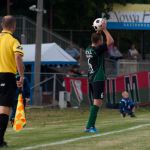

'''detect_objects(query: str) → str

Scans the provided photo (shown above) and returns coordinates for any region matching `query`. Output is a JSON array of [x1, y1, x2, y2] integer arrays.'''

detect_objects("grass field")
[[5, 107, 150, 150]]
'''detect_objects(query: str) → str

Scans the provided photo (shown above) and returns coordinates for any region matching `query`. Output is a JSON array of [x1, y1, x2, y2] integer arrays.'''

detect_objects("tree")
[[1, 0, 150, 47], [1, 0, 149, 30]]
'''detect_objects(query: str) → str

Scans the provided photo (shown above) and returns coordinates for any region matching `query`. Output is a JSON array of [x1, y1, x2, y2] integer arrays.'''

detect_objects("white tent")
[[22, 43, 77, 65]]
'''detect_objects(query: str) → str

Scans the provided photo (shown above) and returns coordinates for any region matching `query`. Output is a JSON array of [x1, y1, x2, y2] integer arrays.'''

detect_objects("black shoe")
[[0, 141, 8, 148], [130, 113, 136, 117], [121, 112, 126, 118], [10, 119, 14, 127]]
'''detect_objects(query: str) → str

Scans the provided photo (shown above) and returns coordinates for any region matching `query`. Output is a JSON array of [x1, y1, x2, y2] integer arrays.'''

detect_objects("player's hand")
[[16, 76, 24, 88], [101, 19, 107, 31], [25, 98, 30, 102]]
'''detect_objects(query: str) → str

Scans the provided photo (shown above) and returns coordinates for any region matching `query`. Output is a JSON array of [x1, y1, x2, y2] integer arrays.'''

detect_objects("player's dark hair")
[[1, 15, 16, 29], [91, 33, 103, 44]]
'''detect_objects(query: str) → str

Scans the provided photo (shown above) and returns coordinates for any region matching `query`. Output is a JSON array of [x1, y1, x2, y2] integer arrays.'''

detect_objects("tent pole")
[[52, 73, 56, 106], [30, 63, 34, 105], [33, 0, 43, 105]]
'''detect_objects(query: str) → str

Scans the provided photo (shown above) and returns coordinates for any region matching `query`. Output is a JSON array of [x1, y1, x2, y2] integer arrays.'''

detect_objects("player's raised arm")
[[101, 19, 114, 47]]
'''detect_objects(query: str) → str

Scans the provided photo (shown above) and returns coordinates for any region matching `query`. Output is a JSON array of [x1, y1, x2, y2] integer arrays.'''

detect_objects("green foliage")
[[1, 0, 150, 46], [47, 0, 126, 29], [47, 0, 150, 29], [1, 0, 150, 30]]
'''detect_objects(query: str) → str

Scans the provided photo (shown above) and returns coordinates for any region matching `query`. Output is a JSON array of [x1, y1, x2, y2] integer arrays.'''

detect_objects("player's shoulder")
[[86, 45, 92, 50], [12, 35, 21, 43], [5, 32, 14, 39], [3, 34, 19, 47], [12, 35, 24, 54], [120, 98, 126, 102], [85, 45, 93, 52], [99, 43, 108, 49], [92, 44, 107, 54], [7, 34, 20, 45]]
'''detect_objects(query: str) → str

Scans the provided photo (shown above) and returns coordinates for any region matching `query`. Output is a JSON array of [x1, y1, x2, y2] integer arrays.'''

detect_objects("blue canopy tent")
[[22, 43, 78, 103], [22, 42, 77, 66], [22, 42, 78, 81]]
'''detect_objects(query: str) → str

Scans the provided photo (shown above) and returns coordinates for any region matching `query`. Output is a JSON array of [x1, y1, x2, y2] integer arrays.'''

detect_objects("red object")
[[116, 76, 125, 92], [64, 77, 88, 94]]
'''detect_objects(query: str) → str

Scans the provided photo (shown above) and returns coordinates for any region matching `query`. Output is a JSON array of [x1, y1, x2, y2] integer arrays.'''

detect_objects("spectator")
[[119, 91, 136, 118], [65, 44, 80, 60], [109, 44, 123, 61], [128, 44, 139, 59]]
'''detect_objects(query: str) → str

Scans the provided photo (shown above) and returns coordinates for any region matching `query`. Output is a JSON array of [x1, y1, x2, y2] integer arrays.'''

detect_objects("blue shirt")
[[119, 98, 135, 112]]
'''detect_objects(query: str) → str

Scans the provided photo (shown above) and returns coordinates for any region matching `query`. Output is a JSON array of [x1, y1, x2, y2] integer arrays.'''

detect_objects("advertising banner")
[[106, 4, 150, 30]]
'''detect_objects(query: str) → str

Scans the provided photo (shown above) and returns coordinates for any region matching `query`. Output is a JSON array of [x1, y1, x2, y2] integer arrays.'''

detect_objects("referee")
[[0, 15, 24, 147]]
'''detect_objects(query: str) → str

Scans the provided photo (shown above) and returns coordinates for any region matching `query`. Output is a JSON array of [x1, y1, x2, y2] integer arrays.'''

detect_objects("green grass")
[[4, 107, 150, 150]]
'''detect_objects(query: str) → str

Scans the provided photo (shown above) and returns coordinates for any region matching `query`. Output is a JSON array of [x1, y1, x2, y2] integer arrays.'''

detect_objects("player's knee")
[[93, 99, 103, 106], [0, 106, 10, 115]]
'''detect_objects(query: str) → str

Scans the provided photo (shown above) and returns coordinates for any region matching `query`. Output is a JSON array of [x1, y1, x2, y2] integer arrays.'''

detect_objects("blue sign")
[[107, 22, 150, 30]]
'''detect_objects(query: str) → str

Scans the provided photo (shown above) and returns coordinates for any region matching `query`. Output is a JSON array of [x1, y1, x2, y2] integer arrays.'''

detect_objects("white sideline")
[[7, 128, 34, 132], [20, 123, 150, 150]]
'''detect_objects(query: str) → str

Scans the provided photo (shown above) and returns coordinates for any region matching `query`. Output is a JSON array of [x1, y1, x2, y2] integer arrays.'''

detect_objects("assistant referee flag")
[[13, 93, 26, 132]]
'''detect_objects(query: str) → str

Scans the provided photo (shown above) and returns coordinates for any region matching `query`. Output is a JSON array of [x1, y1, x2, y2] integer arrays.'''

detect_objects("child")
[[119, 91, 136, 118], [10, 75, 30, 125]]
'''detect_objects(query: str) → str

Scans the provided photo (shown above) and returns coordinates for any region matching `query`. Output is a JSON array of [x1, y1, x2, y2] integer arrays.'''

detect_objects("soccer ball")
[[92, 18, 103, 31]]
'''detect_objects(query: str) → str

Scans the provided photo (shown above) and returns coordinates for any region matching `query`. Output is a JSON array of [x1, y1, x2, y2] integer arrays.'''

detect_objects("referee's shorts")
[[0, 73, 16, 107], [89, 81, 105, 100]]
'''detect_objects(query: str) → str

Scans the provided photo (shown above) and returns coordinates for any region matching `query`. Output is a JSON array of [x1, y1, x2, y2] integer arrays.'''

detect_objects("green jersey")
[[85, 44, 107, 82]]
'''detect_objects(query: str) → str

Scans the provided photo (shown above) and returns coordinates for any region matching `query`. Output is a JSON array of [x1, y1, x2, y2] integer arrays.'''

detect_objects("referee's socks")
[[0, 114, 9, 145]]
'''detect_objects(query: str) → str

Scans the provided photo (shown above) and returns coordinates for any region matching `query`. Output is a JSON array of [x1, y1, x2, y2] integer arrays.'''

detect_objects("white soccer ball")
[[92, 18, 103, 31]]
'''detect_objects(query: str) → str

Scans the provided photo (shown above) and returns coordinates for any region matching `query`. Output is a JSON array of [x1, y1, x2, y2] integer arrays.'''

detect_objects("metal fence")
[[0, 16, 77, 49], [25, 72, 66, 106], [116, 59, 150, 75], [54, 29, 91, 48], [24, 59, 117, 106], [105, 58, 117, 76], [25, 59, 150, 106]]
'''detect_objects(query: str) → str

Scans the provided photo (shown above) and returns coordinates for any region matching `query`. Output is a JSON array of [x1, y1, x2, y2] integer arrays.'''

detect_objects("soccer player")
[[85, 19, 114, 133], [0, 15, 24, 147], [119, 91, 136, 118]]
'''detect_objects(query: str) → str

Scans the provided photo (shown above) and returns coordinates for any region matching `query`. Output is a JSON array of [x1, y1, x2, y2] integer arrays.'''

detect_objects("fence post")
[[52, 74, 56, 106], [116, 61, 120, 75], [70, 30, 73, 42], [21, 17, 26, 44]]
